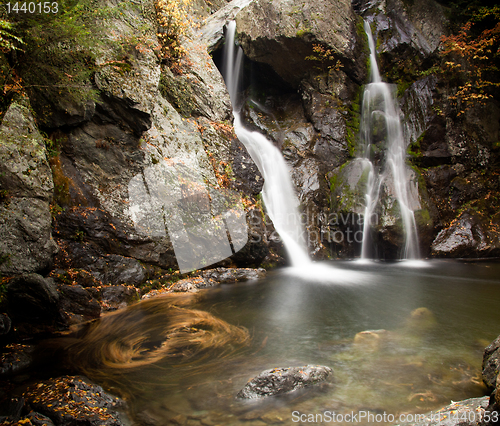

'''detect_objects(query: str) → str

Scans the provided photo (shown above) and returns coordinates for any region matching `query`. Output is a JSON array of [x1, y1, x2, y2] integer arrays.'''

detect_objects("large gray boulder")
[[237, 365, 332, 399], [236, 0, 365, 87], [0, 102, 58, 274]]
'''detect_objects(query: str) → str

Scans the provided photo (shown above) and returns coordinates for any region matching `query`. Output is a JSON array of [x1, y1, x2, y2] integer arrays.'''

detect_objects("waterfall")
[[359, 21, 420, 260], [222, 21, 311, 267]]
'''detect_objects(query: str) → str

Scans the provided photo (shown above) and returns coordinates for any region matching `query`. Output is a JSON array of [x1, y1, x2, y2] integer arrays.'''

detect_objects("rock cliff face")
[[227, 0, 499, 259], [207, 0, 370, 258], [0, 0, 273, 289], [235, 0, 365, 87], [353, 0, 500, 258]]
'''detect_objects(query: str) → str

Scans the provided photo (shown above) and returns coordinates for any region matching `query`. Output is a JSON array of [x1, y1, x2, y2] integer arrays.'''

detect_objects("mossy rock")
[[159, 66, 196, 117], [329, 160, 369, 214]]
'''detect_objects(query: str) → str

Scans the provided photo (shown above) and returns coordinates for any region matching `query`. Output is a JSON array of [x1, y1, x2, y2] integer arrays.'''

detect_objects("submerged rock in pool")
[[353, 329, 388, 351], [236, 365, 332, 399]]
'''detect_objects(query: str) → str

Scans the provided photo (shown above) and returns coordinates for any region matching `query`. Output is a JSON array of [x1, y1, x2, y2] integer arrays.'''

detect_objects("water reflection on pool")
[[69, 260, 500, 425]]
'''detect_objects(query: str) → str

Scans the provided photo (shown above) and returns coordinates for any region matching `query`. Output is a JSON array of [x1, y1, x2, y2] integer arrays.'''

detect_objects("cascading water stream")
[[359, 21, 420, 260], [222, 21, 311, 267]]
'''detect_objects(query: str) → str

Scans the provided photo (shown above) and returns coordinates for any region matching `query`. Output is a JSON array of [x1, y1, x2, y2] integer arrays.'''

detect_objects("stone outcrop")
[[0, 102, 58, 275], [198, 0, 255, 52], [3, 273, 105, 334], [355, 0, 447, 59], [328, 0, 500, 259], [236, 0, 365, 87]]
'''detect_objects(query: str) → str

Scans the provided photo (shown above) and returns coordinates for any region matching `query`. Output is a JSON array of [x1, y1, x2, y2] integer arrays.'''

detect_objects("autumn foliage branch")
[[155, 0, 193, 66], [440, 6, 500, 115]]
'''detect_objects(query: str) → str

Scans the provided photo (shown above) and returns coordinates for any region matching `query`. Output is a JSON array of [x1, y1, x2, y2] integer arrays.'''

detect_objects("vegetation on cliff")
[[0, 0, 198, 124], [0, 0, 104, 122], [440, 5, 500, 114]]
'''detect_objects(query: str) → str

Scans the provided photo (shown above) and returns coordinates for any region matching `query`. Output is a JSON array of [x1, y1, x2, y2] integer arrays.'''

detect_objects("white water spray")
[[222, 22, 311, 267], [360, 21, 420, 260]]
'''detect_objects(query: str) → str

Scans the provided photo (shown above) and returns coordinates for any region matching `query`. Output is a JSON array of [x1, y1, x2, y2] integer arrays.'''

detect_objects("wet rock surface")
[[401, 76, 438, 148], [405, 334, 500, 426], [201, 267, 266, 283], [431, 210, 500, 258], [18, 376, 128, 426], [0, 0, 498, 424], [236, 365, 332, 399], [98, 285, 139, 312], [0, 344, 34, 378], [198, 0, 254, 52], [57, 284, 102, 325], [357, 0, 446, 59]]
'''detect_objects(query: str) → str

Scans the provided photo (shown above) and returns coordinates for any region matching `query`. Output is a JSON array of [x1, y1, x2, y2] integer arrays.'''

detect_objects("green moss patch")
[[159, 66, 196, 117]]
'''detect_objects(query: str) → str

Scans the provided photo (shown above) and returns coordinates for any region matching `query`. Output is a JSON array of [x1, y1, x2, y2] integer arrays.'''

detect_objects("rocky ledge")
[[141, 267, 266, 299], [0, 267, 265, 338], [0, 375, 128, 426]]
